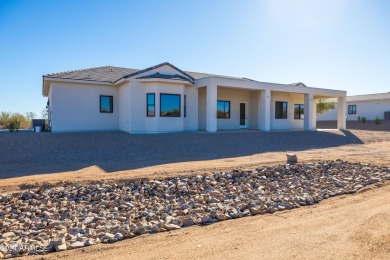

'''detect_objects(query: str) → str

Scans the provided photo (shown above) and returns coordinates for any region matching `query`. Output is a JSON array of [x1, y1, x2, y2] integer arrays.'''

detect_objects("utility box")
[[32, 119, 46, 132], [385, 112, 390, 120]]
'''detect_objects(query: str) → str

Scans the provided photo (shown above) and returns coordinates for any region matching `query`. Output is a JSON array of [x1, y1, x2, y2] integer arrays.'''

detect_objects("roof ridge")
[[45, 65, 113, 76], [348, 92, 390, 97], [184, 69, 243, 79]]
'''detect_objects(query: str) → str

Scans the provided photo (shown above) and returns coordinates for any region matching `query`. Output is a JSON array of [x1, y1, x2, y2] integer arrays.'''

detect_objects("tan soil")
[[1, 129, 389, 194], [1, 128, 389, 259]]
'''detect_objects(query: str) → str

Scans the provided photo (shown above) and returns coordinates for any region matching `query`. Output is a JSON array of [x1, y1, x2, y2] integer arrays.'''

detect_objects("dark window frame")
[[275, 101, 288, 119], [100, 95, 113, 113], [217, 100, 231, 119], [184, 95, 187, 118], [146, 93, 155, 117], [294, 104, 304, 119], [160, 93, 181, 117], [348, 105, 357, 114]]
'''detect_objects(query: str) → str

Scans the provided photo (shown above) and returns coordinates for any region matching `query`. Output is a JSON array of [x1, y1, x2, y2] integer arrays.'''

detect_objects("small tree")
[[25, 112, 37, 121], [375, 117, 381, 124], [41, 109, 48, 119], [0, 111, 11, 129], [316, 99, 336, 114], [357, 116, 361, 122], [361, 117, 367, 123]]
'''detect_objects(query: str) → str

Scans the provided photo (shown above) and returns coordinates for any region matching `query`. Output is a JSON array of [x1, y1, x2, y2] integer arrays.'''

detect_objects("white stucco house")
[[42, 62, 347, 133], [317, 93, 390, 121]]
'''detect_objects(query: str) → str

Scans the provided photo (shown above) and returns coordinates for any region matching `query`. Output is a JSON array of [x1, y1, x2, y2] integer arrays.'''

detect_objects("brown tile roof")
[[45, 66, 138, 83], [43, 63, 246, 83], [347, 92, 390, 102]]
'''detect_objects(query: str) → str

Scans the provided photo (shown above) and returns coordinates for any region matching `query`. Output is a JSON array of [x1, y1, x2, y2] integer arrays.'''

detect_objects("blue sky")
[[0, 0, 389, 116]]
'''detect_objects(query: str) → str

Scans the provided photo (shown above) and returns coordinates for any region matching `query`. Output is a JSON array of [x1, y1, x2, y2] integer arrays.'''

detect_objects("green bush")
[[375, 117, 381, 124], [361, 117, 367, 123], [7, 120, 18, 132], [357, 116, 361, 122], [1, 111, 36, 130]]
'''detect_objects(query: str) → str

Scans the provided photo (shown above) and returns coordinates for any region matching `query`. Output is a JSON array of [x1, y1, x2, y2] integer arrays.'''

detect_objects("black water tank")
[[385, 112, 390, 120], [32, 119, 46, 132]]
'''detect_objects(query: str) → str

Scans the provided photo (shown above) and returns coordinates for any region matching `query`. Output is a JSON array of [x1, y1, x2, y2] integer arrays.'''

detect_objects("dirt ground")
[[1, 127, 389, 259], [1, 128, 389, 194]]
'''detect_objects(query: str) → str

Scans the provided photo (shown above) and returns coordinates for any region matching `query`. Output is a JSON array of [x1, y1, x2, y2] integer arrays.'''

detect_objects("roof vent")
[[290, 82, 307, 87], [155, 72, 161, 78]]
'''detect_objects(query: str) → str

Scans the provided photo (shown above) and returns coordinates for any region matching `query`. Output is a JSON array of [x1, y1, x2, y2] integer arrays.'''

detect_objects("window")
[[348, 105, 356, 114], [294, 104, 304, 119], [160, 94, 181, 117], [147, 93, 155, 117], [217, 100, 230, 118], [184, 95, 187, 117], [100, 95, 113, 113], [275, 101, 287, 119]]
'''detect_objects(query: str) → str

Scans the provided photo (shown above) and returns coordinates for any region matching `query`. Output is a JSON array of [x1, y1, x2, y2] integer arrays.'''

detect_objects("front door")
[[240, 103, 247, 128]]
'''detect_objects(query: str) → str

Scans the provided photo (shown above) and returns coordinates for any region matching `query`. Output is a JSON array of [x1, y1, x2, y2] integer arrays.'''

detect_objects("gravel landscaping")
[[0, 160, 389, 258]]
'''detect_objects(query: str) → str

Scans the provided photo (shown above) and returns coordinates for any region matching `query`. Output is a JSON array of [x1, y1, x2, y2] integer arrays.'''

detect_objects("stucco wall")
[[129, 81, 198, 133], [289, 93, 305, 129], [216, 87, 251, 130], [249, 91, 259, 130], [316, 107, 338, 121], [317, 100, 390, 121], [347, 100, 390, 120], [119, 82, 132, 132], [271, 92, 290, 130], [50, 82, 119, 132]]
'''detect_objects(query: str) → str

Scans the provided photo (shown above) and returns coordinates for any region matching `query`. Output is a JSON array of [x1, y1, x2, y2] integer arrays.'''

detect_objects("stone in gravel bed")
[[0, 160, 389, 259]]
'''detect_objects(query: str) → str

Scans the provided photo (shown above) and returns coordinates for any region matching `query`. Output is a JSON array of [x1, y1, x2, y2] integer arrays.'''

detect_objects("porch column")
[[304, 93, 314, 130], [206, 81, 217, 132], [312, 99, 317, 129], [259, 89, 271, 131], [337, 96, 346, 130]]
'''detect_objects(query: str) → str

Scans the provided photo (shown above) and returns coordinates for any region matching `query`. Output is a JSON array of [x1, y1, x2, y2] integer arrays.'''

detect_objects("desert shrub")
[[1, 111, 35, 130], [357, 116, 361, 122], [375, 117, 381, 124], [316, 99, 336, 114], [7, 121, 16, 132], [361, 117, 367, 123]]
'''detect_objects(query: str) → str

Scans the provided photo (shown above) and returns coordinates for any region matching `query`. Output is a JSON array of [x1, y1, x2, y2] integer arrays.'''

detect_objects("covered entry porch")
[[195, 77, 347, 132]]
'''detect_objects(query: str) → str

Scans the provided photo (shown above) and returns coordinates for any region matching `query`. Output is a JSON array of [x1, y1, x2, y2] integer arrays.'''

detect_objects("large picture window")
[[348, 105, 356, 114], [294, 104, 304, 119], [147, 93, 155, 117], [100, 95, 113, 113], [275, 101, 287, 119], [217, 100, 230, 118], [160, 94, 181, 117]]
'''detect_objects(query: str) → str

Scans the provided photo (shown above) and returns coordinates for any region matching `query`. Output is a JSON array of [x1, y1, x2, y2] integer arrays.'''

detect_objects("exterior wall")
[[50, 82, 119, 132], [48, 86, 53, 127], [317, 106, 338, 121], [216, 87, 251, 130], [119, 82, 132, 132], [289, 93, 305, 129], [129, 80, 198, 133], [271, 92, 290, 130], [184, 84, 198, 131], [317, 100, 390, 121], [347, 100, 390, 120], [249, 91, 259, 130]]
